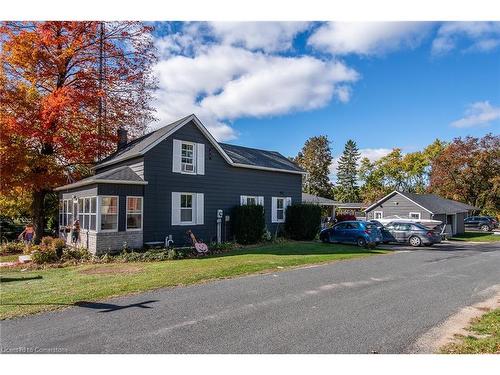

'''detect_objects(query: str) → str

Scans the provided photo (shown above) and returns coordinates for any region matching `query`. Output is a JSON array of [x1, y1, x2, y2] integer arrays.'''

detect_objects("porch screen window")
[[180, 194, 193, 223], [101, 196, 118, 231], [126, 197, 143, 230], [61, 199, 73, 227], [181, 143, 195, 173], [78, 197, 97, 231]]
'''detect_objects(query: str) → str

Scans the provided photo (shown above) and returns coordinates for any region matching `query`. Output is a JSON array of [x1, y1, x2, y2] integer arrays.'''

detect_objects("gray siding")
[[456, 212, 465, 234], [142, 120, 302, 245], [365, 193, 432, 220]]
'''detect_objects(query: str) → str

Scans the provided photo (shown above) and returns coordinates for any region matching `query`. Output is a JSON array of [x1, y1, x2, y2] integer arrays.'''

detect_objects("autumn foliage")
[[0, 22, 156, 240]]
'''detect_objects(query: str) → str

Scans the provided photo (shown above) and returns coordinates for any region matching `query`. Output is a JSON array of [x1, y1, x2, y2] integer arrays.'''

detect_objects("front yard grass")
[[0, 241, 388, 319], [449, 231, 500, 242], [441, 308, 500, 354]]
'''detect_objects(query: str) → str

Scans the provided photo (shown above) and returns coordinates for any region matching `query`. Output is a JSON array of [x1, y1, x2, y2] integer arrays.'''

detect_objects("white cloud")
[[208, 22, 310, 52], [450, 101, 500, 128], [308, 22, 432, 56], [432, 22, 500, 54], [153, 42, 359, 140], [330, 148, 392, 178]]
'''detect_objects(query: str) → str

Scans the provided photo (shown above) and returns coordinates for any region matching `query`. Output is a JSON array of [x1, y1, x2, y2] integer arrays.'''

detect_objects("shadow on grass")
[[1, 300, 158, 313], [451, 232, 498, 240], [206, 242, 388, 258], [0, 275, 43, 283]]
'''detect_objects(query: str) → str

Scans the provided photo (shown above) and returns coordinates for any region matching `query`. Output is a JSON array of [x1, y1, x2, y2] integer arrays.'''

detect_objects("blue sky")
[[150, 22, 500, 173]]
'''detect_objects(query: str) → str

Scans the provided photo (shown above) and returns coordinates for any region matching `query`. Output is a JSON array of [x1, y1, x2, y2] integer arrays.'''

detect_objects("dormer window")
[[181, 142, 195, 173]]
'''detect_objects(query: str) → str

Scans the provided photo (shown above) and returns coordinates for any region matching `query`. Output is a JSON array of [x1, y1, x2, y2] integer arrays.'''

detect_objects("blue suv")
[[320, 221, 382, 248]]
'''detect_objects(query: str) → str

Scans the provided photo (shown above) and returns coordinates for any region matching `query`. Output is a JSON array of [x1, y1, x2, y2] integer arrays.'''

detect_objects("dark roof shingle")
[[55, 166, 146, 191], [397, 191, 477, 214]]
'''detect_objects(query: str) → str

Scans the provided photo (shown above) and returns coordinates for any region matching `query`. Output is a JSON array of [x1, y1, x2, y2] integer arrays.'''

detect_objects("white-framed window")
[[240, 195, 264, 206], [126, 196, 143, 231], [272, 197, 291, 223], [409, 212, 421, 220], [60, 199, 73, 227], [181, 142, 196, 173], [173, 139, 205, 175], [100, 196, 119, 231], [77, 197, 97, 231], [172, 192, 204, 226], [374, 211, 383, 219]]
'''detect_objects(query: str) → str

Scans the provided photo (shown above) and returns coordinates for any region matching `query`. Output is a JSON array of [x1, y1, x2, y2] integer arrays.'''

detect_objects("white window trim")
[[126, 196, 143, 231], [409, 212, 421, 220], [272, 196, 291, 223], [100, 195, 119, 232], [374, 211, 383, 219], [77, 196, 98, 233], [240, 195, 264, 206], [180, 141, 197, 175]]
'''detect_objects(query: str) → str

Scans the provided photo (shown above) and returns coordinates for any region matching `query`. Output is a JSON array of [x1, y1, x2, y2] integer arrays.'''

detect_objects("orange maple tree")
[[0, 21, 156, 241]]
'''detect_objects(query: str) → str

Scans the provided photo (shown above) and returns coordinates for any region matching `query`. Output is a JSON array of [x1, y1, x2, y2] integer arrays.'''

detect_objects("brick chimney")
[[117, 128, 128, 151]]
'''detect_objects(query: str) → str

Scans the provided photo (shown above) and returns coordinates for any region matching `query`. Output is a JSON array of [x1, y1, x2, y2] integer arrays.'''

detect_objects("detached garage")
[[364, 190, 477, 235]]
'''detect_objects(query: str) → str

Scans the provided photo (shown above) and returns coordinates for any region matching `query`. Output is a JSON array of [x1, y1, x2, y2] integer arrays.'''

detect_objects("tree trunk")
[[31, 189, 48, 244]]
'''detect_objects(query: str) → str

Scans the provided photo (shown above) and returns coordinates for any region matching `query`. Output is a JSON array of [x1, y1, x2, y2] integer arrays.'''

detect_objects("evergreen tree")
[[294, 135, 334, 198], [336, 140, 361, 202]]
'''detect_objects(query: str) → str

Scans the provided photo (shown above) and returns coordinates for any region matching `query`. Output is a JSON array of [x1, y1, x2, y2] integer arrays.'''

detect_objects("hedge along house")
[[55, 114, 305, 254], [364, 190, 477, 235]]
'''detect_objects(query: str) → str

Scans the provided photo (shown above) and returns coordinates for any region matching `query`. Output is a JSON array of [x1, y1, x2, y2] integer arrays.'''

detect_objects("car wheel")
[[357, 237, 367, 248], [480, 225, 491, 232], [409, 236, 422, 247]]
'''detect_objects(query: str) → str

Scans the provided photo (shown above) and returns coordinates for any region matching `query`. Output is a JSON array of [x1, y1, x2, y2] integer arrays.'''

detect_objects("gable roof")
[[55, 166, 147, 191], [364, 190, 478, 215], [95, 114, 304, 175], [302, 193, 337, 206]]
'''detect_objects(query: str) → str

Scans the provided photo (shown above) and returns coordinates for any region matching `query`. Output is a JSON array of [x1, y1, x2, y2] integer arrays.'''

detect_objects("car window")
[[411, 224, 425, 231], [335, 223, 346, 230], [345, 222, 357, 229], [395, 223, 412, 231], [365, 223, 377, 231]]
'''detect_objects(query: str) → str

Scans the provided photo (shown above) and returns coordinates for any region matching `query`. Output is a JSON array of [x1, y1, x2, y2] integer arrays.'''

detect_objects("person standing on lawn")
[[18, 223, 35, 247], [71, 219, 81, 245]]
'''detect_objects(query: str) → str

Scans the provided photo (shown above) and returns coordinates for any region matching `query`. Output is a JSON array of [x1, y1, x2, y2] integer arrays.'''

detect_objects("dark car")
[[464, 216, 497, 232], [384, 222, 441, 247], [320, 220, 382, 248], [369, 220, 393, 244]]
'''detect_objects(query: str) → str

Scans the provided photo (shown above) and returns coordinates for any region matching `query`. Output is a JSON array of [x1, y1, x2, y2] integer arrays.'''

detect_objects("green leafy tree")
[[429, 134, 500, 217], [294, 135, 334, 198], [335, 139, 361, 202]]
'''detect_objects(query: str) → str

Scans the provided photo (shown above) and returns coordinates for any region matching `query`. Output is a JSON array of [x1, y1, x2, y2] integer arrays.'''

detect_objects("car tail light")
[[427, 231, 433, 237], [365, 229, 371, 234]]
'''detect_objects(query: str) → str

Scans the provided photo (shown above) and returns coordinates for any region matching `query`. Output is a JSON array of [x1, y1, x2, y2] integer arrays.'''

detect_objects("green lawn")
[[449, 231, 500, 242], [441, 309, 500, 354], [0, 254, 20, 263], [0, 242, 388, 319]]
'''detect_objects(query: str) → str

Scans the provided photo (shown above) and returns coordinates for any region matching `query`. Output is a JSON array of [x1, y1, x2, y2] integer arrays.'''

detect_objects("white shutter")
[[196, 193, 204, 225], [172, 139, 182, 173], [171, 192, 181, 225], [196, 143, 205, 175], [240, 196, 247, 205], [258, 196, 264, 206], [271, 197, 278, 223]]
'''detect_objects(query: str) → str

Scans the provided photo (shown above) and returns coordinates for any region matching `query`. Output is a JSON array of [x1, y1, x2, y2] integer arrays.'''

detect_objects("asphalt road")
[[1, 241, 499, 354]]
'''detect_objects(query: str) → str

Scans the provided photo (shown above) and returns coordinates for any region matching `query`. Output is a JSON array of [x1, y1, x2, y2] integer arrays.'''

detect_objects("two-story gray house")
[[55, 114, 304, 254]]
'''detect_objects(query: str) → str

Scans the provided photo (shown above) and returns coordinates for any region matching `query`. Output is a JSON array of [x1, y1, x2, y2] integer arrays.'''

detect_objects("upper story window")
[[374, 211, 383, 219], [181, 142, 195, 173], [173, 139, 205, 175], [409, 212, 421, 220]]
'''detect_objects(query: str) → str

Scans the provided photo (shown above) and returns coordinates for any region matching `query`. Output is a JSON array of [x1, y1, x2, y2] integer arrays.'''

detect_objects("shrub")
[[232, 204, 265, 245], [31, 246, 58, 264], [41, 236, 54, 248], [209, 241, 236, 253], [285, 204, 322, 241], [0, 241, 25, 255], [52, 238, 66, 258], [61, 247, 90, 262], [335, 213, 357, 222]]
